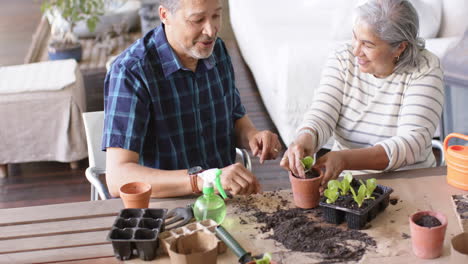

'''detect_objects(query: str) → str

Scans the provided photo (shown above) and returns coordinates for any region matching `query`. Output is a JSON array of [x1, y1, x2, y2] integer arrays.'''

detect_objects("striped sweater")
[[300, 43, 444, 172]]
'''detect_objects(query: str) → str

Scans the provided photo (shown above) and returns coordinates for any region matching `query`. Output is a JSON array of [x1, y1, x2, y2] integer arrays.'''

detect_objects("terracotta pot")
[[409, 211, 448, 259], [289, 168, 323, 209], [451, 232, 468, 263], [119, 182, 152, 208]]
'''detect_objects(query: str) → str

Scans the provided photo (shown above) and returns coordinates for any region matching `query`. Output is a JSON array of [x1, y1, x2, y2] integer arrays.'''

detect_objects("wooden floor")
[[0, 0, 290, 209]]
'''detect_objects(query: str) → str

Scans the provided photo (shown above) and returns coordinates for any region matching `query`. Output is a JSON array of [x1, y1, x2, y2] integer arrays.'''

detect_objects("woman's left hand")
[[313, 151, 347, 193]]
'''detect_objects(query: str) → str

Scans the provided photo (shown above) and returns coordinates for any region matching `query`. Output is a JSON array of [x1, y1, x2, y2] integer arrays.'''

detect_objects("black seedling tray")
[[107, 208, 167, 261], [319, 183, 393, 229]]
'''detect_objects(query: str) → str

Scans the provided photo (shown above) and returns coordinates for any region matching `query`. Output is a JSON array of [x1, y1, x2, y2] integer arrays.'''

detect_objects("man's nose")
[[202, 20, 217, 38]]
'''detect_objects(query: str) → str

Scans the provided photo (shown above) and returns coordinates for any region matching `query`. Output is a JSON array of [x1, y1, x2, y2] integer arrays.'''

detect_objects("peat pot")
[[451, 232, 468, 263]]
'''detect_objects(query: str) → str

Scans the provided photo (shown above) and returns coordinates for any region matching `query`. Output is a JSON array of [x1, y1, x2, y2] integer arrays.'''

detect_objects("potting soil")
[[415, 215, 442, 227], [231, 191, 376, 263]]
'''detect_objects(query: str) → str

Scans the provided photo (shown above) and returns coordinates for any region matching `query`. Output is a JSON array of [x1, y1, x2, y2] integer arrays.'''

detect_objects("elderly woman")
[[280, 0, 444, 190]]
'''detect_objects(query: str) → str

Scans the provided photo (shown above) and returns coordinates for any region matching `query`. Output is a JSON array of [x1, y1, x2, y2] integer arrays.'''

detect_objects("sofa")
[[230, 0, 468, 146]]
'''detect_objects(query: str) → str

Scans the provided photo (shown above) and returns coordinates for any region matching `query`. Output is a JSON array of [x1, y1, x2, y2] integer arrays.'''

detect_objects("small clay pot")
[[409, 211, 448, 259], [451, 232, 468, 263], [289, 168, 323, 209], [119, 182, 152, 209]]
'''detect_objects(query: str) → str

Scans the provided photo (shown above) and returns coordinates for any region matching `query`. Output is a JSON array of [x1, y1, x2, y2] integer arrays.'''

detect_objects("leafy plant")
[[338, 172, 353, 195], [359, 178, 377, 200], [41, 0, 104, 47], [300, 156, 314, 171], [350, 184, 367, 208], [324, 180, 340, 204]]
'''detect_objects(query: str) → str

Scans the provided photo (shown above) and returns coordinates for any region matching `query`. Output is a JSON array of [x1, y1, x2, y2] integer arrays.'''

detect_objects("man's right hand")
[[220, 163, 261, 195]]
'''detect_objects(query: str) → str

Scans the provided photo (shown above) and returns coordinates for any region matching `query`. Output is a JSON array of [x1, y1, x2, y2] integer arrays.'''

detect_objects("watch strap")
[[189, 172, 201, 194]]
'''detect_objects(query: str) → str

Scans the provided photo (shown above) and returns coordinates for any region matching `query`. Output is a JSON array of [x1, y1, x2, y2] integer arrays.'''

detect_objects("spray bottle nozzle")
[[198, 168, 227, 199]]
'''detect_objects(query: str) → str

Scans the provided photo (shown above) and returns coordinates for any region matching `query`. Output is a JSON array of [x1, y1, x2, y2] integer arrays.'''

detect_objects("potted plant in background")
[[41, 0, 105, 61]]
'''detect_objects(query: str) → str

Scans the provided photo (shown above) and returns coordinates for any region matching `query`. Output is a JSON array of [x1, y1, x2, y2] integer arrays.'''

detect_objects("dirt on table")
[[453, 195, 468, 219], [415, 215, 442, 227], [230, 191, 377, 264]]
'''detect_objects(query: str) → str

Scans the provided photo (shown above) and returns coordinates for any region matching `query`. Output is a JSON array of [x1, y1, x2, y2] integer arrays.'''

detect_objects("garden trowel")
[[215, 225, 276, 264]]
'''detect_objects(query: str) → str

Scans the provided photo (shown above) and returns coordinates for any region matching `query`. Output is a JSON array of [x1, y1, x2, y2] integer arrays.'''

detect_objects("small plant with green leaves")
[[324, 180, 340, 204], [350, 184, 367, 208], [338, 172, 353, 196], [359, 178, 377, 200], [300, 156, 314, 172], [41, 0, 104, 48]]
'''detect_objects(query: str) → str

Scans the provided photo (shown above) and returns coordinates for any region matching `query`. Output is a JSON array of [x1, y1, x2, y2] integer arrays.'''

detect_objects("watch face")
[[188, 166, 203, 175]]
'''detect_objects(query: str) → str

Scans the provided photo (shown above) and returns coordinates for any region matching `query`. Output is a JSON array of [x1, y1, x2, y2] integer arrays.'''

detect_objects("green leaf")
[[343, 172, 353, 183], [40, 0, 105, 37], [337, 172, 353, 196], [324, 188, 339, 204], [300, 156, 314, 170], [327, 180, 340, 190], [350, 184, 367, 208]]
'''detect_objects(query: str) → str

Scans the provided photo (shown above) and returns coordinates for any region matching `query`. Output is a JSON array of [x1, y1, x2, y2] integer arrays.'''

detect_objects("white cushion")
[[439, 0, 468, 37], [409, 0, 442, 38], [0, 60, 77, 94]]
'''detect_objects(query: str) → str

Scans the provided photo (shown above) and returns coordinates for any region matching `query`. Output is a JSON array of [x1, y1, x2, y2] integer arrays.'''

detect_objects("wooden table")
[[0, 166, 466, 264]]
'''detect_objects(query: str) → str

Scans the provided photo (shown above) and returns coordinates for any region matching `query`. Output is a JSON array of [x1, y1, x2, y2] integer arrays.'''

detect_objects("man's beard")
[[189, 36, 217, 59]]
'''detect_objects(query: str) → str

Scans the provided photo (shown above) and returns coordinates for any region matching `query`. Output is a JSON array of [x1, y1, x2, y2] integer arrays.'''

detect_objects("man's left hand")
[[248, 131, 282, 163]]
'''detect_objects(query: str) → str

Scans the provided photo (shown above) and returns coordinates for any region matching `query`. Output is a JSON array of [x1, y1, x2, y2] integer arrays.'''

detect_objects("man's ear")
[[159, 6, 170, 25]]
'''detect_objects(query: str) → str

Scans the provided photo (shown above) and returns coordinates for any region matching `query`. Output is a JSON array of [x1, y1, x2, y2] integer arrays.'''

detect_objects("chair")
[[82, 111, 252, 201]]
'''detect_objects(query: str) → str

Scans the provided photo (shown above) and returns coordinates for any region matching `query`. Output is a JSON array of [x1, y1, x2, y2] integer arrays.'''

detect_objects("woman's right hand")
[[280, 130, 315, 178]]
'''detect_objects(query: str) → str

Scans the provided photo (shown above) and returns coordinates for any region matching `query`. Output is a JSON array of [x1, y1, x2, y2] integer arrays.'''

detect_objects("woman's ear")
[[396, 41, 408, 58]]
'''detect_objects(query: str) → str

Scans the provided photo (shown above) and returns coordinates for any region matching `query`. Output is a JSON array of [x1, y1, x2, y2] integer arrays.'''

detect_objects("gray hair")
[[159, 0, 180, 13], [356, 0, 425, 70]]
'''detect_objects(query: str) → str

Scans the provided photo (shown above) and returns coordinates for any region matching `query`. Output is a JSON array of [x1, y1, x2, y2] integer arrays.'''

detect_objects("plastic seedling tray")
[[319, 183, 393, 229], [107, 208, 167, 261]]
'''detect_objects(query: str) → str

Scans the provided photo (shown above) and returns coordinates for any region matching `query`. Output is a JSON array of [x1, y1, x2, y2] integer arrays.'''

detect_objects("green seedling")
[[359, 178, 377, 199], [338, 172, 353, 196], [300, 156, 314, 171], [350, 184, 367, 208], [324, 180, 340, 204]]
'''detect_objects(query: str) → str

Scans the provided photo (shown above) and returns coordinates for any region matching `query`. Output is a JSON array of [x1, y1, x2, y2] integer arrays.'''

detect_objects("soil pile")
[[453, 194, 468, 219], [231, 191, 377, 263]]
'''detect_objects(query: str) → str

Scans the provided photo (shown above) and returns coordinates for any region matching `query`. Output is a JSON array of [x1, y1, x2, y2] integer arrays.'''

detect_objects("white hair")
[[160, 0, 180, 13], [356, 0, 425, 70]]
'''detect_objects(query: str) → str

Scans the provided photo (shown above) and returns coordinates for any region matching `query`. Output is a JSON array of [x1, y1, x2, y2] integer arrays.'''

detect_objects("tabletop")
[[0, 166, 466, 264]]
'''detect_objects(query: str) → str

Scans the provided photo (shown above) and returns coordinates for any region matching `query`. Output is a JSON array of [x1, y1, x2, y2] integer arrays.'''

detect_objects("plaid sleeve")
[[102, 61, 151, 154]]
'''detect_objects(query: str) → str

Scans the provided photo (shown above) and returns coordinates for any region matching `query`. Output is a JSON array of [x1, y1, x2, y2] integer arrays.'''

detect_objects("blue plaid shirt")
[[102, 25, 246, 170]]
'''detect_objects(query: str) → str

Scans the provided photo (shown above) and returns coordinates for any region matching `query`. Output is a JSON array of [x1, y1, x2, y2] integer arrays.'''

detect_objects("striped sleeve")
[[299, 48, 346, 152], [376, 61, 444, 170]]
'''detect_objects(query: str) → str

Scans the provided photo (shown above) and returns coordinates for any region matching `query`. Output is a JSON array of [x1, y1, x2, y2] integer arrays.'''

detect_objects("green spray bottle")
[[193, 168, 227, 224]]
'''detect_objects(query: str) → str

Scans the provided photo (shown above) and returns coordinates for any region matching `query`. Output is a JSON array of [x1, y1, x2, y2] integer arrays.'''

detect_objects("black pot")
[[48, 43, 82, 62]]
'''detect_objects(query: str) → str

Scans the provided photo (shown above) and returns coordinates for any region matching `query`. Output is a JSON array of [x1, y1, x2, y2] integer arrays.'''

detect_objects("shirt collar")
[[154, 24, 216, 78]]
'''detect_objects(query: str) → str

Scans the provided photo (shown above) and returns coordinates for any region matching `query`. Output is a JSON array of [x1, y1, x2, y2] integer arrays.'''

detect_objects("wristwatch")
[[188, 166, 204, 194]]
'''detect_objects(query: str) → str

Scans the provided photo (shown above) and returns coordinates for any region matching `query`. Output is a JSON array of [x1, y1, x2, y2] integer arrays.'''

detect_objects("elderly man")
[[103, 0, 281, 198]]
